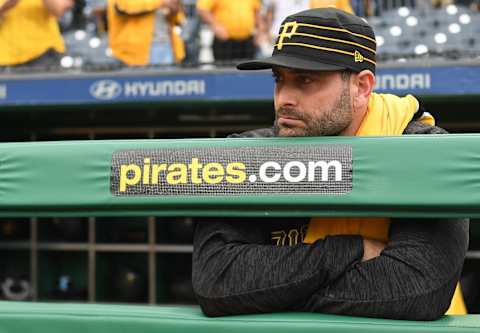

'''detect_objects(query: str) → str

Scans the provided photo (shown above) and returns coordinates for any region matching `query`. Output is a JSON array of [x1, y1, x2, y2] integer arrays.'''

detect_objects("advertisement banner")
[[1, 66, 479, 106]]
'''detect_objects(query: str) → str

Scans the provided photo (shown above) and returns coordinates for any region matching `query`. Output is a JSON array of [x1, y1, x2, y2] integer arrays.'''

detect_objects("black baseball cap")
[[237, 8, 376, 73]]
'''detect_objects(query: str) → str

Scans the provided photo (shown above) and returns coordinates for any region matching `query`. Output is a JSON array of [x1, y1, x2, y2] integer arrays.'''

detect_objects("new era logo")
[[354, 50, 364, 63]]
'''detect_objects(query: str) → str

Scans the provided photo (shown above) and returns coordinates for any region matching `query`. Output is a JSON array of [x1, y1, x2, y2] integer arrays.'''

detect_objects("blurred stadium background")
[[1, 0, 480, 313]]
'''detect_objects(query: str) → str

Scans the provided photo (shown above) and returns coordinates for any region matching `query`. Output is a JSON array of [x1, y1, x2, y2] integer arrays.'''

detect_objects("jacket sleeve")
[[302, 218, 469, 320], [114, 0, 164, 15], [192, 218, 364, 317], [403, 120, 448, 135], [227, 127, 275, 138], [302, 122, 467, 320]]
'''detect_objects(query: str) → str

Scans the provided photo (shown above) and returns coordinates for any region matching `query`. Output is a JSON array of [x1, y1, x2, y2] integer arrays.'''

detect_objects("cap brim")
[[237, 54, 346, 71]]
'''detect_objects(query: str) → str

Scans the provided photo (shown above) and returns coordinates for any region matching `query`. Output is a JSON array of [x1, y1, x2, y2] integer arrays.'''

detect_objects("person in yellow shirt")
[[197, 0, 261, 63], [258, 0, 354, 58], [0, 0, 73, 68], [309, 0, 354, 13], [107, 0, 185, 66], [257, 0, 309, 57]]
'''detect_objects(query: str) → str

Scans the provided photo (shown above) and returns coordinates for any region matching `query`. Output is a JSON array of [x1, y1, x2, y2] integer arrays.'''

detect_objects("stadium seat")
[[83, 36, 117, 69], [379, 9, 405, 25], [431, 9, 459, 26], [62, 30, 116, 70]]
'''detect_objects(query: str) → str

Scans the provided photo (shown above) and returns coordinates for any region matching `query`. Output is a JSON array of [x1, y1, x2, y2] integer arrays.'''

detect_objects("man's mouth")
[[277, 114, 298, 120], [276, 108, 306, 130], [277, 116, 304, 128]]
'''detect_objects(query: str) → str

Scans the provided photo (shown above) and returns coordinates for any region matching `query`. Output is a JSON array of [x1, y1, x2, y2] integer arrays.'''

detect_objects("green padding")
[[1, 134, 480, 217], [0, 302, 478, 333]]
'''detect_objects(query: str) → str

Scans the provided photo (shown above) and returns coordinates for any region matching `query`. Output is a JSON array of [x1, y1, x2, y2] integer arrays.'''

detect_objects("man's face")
[[273, 67, 353, 137]]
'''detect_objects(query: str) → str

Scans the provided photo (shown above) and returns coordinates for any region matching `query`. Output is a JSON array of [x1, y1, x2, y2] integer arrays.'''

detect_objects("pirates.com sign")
[[111, 145, 353, 196]]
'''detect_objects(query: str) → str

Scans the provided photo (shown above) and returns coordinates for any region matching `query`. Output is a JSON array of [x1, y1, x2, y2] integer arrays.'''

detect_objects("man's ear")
[[353, 70, 375, 111]]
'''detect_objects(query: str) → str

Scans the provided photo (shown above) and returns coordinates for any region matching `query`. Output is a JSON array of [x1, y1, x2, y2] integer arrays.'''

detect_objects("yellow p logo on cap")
[[277, 21, 298, 50]]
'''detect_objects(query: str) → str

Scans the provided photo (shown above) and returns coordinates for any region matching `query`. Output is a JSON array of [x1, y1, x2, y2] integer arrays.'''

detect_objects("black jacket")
[[192, 122, 469, 320]]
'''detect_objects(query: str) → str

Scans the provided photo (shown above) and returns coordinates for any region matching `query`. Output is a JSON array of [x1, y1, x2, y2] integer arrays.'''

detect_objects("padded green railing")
[[1, 136, 480, 332], [1, 134, 480, 217], [0, 302, 478, 333]]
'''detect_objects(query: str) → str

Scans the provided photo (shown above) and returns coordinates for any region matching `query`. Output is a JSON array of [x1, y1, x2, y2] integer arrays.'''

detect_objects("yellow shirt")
[[197, 0, 260, 40], [304, 93, 422, 244], [309, 0, 354, 14], [108, 0, 185, 66], [0, 0, 65, 66]]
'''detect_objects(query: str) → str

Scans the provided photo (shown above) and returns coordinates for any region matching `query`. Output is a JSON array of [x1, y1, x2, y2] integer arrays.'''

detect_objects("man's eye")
[[299, 76, 312, 84]]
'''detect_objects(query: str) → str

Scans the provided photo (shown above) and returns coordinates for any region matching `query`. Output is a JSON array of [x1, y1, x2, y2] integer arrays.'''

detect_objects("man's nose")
[[275, 85, 298, 109]]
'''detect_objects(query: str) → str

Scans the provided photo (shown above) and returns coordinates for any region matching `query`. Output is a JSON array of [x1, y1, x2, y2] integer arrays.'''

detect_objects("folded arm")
[[303, 218, 469, 320], [193, 218, 468, 320], [192, 218, 364, 317]]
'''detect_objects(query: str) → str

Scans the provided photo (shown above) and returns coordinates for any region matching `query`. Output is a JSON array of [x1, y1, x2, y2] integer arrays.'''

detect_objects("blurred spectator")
[[431, 0, 453, 8], [59, 0, 87, 33], [197, 0, 261, 62], [0, 0, 73, 68], [455, 0, 480, 11], [473, 0, 480, 11], [349, 0, 367, 16], [258, 0, 354, 57], [107, 0, 186, 66], [309, 0, 354, 14], [87, 0, 107, 34], [258, 0, 309, 56]]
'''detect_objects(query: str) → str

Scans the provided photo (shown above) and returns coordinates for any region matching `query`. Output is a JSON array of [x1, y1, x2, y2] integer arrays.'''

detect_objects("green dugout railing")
[[0, 302, 478, 333], [0, 135, 480, 332], [1, 134, 480, 217]]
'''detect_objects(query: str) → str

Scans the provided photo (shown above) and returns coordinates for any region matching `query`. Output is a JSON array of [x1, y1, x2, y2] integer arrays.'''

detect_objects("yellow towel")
[[303, 93, 465, 314]]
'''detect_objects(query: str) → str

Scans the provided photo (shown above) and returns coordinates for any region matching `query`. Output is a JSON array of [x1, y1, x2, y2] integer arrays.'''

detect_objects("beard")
[[274, 84, 352, 137]]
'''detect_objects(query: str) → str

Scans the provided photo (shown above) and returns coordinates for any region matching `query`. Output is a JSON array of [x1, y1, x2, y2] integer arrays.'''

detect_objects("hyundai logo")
[[90, 80, 122, 100]]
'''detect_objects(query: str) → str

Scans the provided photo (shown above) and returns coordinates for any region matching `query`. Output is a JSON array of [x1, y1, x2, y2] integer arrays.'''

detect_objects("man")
[[196, 0, 261, 62], [257, 0, 353, 57], [0, 0, 73, 68], [257, 0, 309, 57], [309, 0, 353, 13], [192, 8, 468, 320], [107, 0, 185, 66]]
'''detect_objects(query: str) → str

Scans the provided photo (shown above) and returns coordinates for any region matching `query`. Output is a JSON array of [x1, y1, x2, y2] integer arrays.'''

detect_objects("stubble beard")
[[274, 85, 352, 137]]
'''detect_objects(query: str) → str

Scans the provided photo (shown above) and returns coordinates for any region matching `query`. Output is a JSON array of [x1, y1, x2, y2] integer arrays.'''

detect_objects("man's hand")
[[362, 238, 386, 261], [197, 8, 229, 40], [42, 0, 73, 18], [0, 0, 20, 16], [163, 0, 180, 15], [212, 23, 228, 40]]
